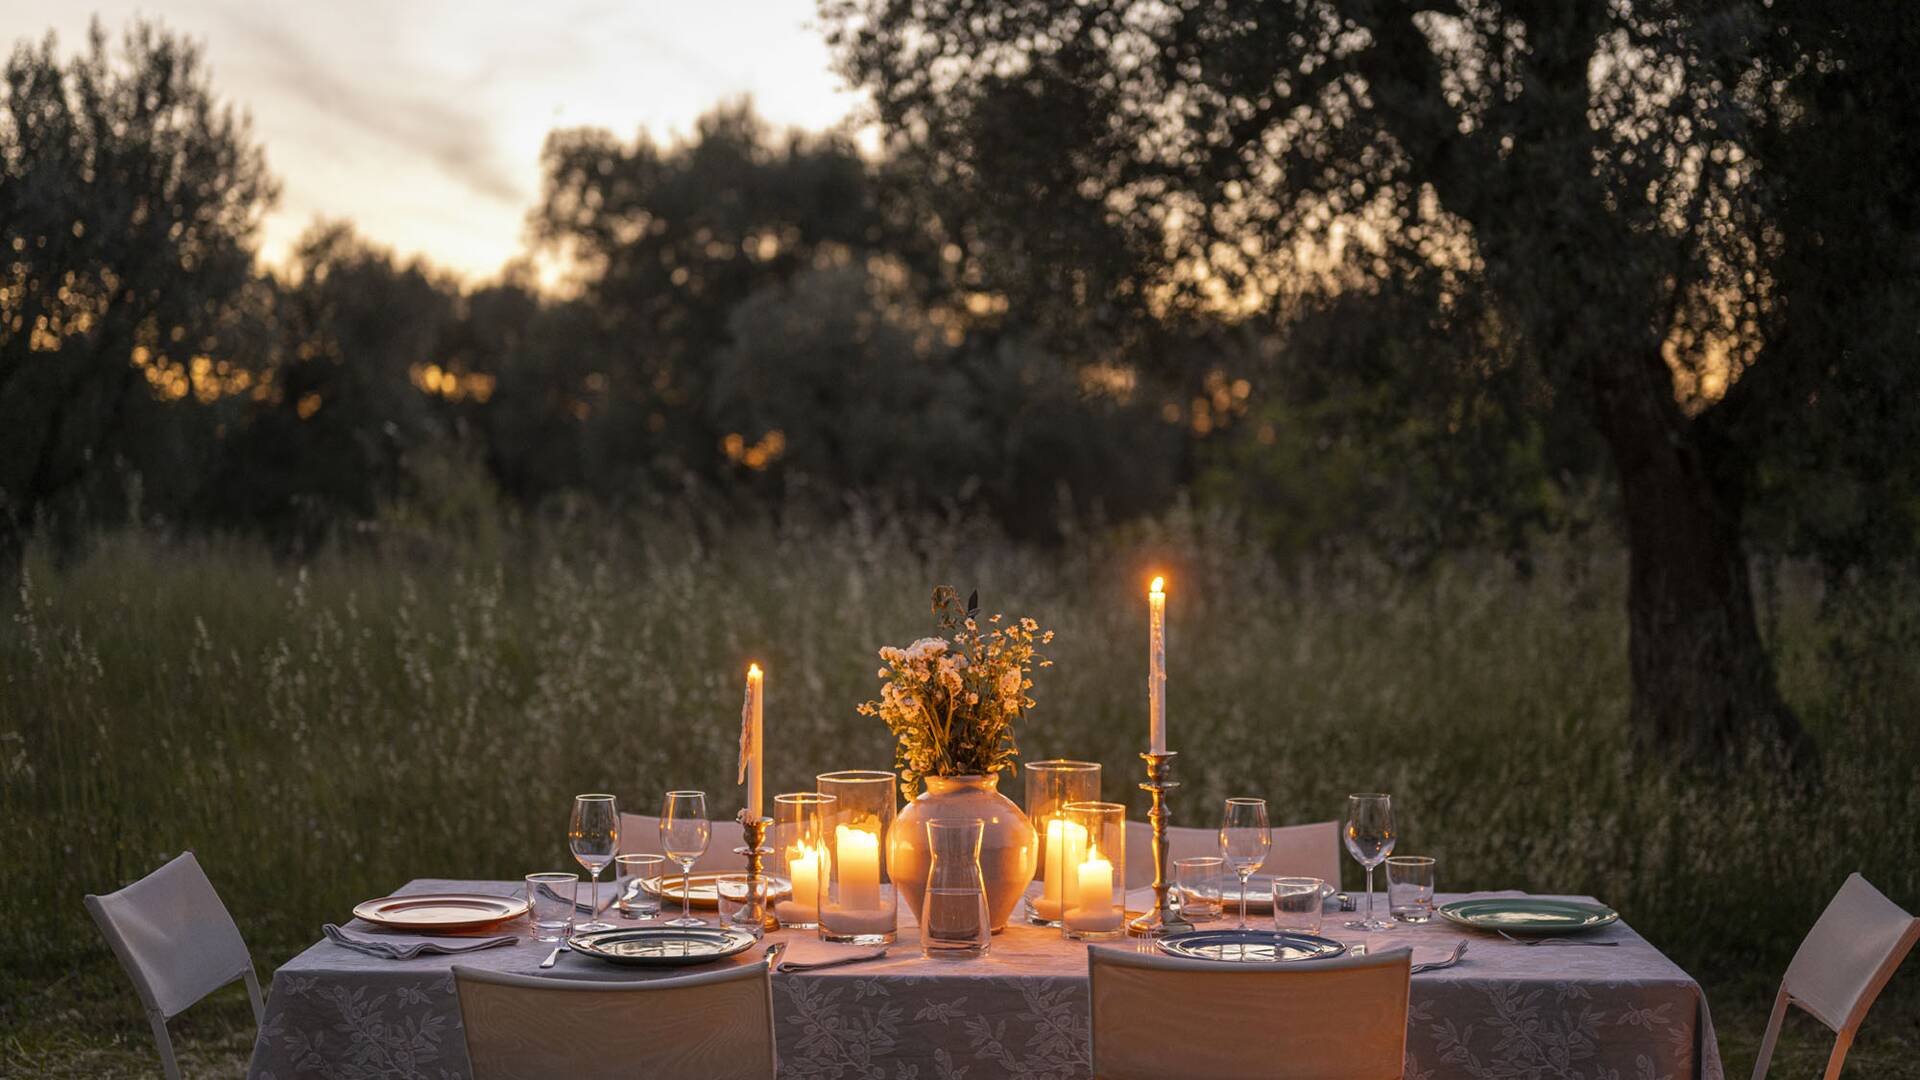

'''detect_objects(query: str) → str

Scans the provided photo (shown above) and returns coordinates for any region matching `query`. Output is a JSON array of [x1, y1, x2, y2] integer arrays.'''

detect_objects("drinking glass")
[[1172, 856, 1225, 921], [716, 875, 768, 939], [1272, 876, 1325, 934], [1344, 793, 1397, 931], [1386, 855, 1437, 923], [569, 794, 620, 932], [921, 819, 991, 959], [661, 791, 711, 927], [1219, 798, 1272, 930], [525, 872, 578, 943], [615, 853, 664, 920]]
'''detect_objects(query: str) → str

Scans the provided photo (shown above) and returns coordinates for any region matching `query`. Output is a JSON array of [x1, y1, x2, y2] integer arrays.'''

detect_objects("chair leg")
[[147, 1010, 182, 1080], [1750, 988, 1790, 1080], [1821, 1029, 1854, 1080]]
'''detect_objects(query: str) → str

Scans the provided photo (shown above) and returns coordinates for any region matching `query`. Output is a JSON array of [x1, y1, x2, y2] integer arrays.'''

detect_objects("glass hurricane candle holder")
[[817, 770, 898, 944], [1061, 800, 1127, 940], [1023, 760, 1101, 925], [773, 792, 835, 929]]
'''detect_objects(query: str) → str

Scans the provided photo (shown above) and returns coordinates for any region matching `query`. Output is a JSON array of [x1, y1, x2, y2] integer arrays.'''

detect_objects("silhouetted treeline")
[[0, 19, 1583, 561]]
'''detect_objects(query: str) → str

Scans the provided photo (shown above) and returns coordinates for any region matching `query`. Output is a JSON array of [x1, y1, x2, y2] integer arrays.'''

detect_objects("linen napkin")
[[776, 938, 892, 973], [322, 923, 518, 960], [538, 877, 627, 915]]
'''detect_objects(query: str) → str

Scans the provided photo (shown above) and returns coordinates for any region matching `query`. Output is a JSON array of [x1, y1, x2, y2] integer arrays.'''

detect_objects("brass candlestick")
[[734, 811, 779, 932], [1127, 750, 1194, 938]]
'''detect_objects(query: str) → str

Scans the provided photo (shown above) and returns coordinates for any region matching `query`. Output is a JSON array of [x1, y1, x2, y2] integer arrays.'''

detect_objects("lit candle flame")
[[749, 662, 762, 678], [1150, 575, 1165, 595]]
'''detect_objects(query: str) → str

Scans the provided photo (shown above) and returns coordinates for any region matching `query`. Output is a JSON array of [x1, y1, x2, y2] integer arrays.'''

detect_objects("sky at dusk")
[[1, 0, 864, 281]]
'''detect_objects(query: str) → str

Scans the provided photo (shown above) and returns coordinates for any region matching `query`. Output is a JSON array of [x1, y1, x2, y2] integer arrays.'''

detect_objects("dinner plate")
[[1216, 876, 1337, 913], [568, 926, 760, 967], [643, 872, 792, 910], [1439, 898, 1619, 937], [351, 893, 529, 932], [1156, 929, 1348, 963]]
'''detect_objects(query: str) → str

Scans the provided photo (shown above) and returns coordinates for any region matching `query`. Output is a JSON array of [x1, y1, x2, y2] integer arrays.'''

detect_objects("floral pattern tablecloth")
[[248, 880, 1721, 1080]]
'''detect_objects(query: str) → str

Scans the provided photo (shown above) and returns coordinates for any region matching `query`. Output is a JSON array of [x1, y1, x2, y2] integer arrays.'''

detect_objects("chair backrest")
[[1123, 820, 1341, 890], [82, 851, 255, 1021], [620, 813, 747, 872], [1781, 873, 1920, 1032], [454, 955, 778, 1079], [1089, 944, 1410, 1080]]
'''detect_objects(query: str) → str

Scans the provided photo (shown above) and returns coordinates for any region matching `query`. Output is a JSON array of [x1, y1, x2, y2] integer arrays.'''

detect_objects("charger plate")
[[351, 893, 529, 932], [642, 872, 792, 910], [1439, 898, 1619, 937], [568, 926, 759, 967], [1219, 876, 1337, 914], [1155, 929, 1347, 963]]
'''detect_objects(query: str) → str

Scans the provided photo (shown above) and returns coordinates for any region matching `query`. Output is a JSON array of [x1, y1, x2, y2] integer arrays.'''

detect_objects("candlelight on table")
[[1148, 576, 1167, 755], [778, 839, 828, 923], [1066, 847, 1120, 932], [836, 823, 882, 911], [1034, 816, 1090, 921]]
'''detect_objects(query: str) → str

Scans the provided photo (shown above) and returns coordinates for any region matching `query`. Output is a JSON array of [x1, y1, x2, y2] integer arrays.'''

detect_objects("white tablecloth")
[[248, 880, 1721, 1079]]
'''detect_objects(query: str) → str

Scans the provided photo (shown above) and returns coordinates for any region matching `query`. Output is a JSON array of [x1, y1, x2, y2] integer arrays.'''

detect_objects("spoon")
[[539, 946, 564, 969]]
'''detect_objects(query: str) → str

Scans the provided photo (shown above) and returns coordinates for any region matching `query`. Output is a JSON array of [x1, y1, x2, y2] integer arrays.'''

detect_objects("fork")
[[1410, 941, 1468, 974], [1498, 929, 1618, 947]]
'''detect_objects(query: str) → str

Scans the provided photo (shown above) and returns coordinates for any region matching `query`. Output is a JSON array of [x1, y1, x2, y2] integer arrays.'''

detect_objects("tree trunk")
[[1588, 352, 1814, 767]]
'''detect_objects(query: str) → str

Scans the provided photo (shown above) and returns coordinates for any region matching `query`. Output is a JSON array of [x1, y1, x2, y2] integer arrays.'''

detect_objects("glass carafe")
[[921, 819, 991, 960]]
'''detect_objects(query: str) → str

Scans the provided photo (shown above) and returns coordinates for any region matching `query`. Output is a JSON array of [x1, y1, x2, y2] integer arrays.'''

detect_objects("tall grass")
[[4, 505, 1917, 1066]]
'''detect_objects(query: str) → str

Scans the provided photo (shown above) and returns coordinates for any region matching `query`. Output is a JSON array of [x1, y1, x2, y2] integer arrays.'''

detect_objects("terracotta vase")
[[889, 773, 1037, 933]]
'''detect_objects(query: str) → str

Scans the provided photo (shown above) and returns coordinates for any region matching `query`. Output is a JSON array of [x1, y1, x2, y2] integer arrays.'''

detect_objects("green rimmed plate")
[[1439, 898, 1619, 937]]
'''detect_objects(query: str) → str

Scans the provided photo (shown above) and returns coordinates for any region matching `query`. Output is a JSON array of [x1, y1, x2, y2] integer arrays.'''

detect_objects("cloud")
[[218, 7, 524, 206]]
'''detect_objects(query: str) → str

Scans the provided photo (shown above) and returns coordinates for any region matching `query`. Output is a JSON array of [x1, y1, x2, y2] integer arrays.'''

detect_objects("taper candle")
[[1148, 577, 1167, 754], [742, 663, 765, 819]]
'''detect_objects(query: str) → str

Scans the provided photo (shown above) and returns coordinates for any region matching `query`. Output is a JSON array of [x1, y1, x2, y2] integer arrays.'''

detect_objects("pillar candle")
[[784, 840, 827, 921], [837, 824, 882, 910], [1067, 849, 1119, 931], [1035, 817, 1089, 921]]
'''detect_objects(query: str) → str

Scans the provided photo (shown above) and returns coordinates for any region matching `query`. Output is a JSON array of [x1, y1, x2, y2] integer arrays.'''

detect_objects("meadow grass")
[[3, 504, 1917, 1076]]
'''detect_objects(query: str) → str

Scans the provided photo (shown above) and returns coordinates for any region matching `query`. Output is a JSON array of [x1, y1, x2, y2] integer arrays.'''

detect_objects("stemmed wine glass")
[[660, 791, 711, 928], [1220, 797, 1272, 930], [1343, 793, 1397, 931], [568, 794, 620, 933]]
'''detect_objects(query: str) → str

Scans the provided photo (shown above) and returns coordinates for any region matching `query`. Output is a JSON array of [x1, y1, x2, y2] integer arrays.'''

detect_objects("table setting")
[[247, 578, 1723, 1080]]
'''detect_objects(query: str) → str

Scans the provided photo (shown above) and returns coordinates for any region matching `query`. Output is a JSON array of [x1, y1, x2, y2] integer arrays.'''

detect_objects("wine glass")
[[1219, 797, 1272, 930], [1343, 793, 1397, 931], [660, 791, 711, 927], [568, 794, 620, 932]]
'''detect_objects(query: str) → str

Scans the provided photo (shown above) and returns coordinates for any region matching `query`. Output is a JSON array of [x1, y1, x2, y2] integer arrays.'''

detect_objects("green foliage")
[[0, 19, 275, 548], [3, 511, 1918, 1077]]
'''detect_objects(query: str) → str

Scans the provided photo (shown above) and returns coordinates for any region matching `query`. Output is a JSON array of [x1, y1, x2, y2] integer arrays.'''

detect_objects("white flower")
[[904, 636, 949, 662]]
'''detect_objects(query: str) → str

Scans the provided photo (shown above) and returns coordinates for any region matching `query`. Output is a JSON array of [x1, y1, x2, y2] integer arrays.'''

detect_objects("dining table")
[[247, 878, 1723, 1079]]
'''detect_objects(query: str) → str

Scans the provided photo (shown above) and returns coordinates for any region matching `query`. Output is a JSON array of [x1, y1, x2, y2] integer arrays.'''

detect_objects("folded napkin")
[[776, 939, 892, 973], [323, 923, 518, 960], [539, 878, 626, 916]]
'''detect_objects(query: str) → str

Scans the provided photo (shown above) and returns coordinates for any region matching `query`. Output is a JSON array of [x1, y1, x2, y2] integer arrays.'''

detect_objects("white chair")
[[620, 812, 747, 871], [453, 944, 781, 1079], [1123, 819, 1340, 890], [82, 851, 265, 1080], [1089, 944, 1410, 1079], [1751, 873, 1919, 1080]]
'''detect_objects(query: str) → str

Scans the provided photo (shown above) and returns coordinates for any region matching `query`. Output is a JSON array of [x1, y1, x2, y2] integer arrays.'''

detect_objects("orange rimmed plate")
[[351, 893, 529, 932]]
